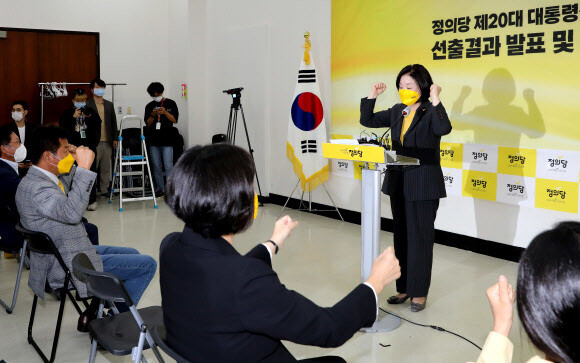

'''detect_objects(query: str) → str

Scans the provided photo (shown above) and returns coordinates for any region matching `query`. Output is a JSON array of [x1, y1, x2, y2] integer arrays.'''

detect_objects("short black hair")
[[12, 100, 29, 111], [396, 64, 433, 103], [28, 126, 69, 164], [90, 78, 106, 89], [165, 144, 256, 238], [517, 221, 580, 363], [72, 88, 86, 98], [147, 82, 164, 96], [0, 125, 15, 146]]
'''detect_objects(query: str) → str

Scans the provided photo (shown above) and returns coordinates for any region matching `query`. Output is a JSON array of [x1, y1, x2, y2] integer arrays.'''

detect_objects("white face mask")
[[153, 95, 163, 102], [6, 144, 27, 163], [11, 111, 24, 122]]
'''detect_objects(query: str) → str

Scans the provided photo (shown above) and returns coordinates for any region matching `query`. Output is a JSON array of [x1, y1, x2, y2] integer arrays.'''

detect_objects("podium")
[[322, 143, 419, 333]]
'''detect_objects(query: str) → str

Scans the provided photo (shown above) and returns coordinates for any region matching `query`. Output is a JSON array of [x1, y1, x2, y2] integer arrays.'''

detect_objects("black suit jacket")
[[360, 98, 452, 201], [8, 121, 37, 151], [85, 98, 118, 145], [0, 159, 23, 251], [59, 107, 102, 150], [160, 227, 376, 363]]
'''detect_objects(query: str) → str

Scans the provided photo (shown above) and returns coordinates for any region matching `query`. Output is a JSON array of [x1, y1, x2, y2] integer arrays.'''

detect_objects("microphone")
[[402, 106, 412, 117]]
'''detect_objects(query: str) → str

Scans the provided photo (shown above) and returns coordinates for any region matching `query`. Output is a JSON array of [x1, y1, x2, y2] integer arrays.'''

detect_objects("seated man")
[[0, 126, 99, 251], [15, 127, 156, 319]]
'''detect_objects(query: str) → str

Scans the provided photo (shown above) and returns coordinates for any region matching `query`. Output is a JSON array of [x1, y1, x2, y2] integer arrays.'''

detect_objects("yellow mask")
[[399, 89, 420, 106], [52, 153, 75, 174], [254, 193, 259, 219]]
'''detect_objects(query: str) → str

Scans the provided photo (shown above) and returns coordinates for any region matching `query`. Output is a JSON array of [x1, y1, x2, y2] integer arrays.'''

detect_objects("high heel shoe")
[[387, 295, 410, 304]]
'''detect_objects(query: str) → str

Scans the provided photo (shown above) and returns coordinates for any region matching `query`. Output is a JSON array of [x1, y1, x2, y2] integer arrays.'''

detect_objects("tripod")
[[225, 92, 264, 204]]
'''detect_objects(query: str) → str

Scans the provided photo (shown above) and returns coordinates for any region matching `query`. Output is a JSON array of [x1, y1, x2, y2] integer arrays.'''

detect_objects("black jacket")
[[0, 159, 23, 251], [360, 98, 452, 201], [160, 227, 376, 362], [8, 121, 37, 151], [59, 107, 102, 150], [85, 98, 118, 145]]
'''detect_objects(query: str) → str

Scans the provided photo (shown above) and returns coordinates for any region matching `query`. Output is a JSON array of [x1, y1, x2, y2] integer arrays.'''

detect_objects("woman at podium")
[[359, 64, 452, 312]]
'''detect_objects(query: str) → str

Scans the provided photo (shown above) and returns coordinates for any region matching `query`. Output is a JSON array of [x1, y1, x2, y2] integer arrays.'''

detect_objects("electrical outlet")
[[117, 106, 122, 114]]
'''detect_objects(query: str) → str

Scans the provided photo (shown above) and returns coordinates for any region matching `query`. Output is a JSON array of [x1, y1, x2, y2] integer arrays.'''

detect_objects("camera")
[[223, 87, 244, 108]]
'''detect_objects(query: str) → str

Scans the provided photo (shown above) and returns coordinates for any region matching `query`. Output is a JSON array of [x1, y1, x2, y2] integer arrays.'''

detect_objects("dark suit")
[[160, 227, 376, 363], [0, 159, 23, 252], [360, 98, 452, 297], [8, 121, 37, 152]]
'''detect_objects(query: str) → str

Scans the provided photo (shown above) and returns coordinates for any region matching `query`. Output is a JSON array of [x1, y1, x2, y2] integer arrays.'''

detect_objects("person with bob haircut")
[[471, 221, 580, 363], [160, 143, 402, 363], [359, 64, 452, 312]]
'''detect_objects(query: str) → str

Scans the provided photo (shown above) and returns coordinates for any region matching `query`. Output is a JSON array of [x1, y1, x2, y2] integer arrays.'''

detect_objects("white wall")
[[0, 0, 189, 144], [189, 0, 577, 248]]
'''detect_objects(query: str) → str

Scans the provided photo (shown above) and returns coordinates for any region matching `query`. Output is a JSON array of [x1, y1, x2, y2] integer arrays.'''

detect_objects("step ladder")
[[108, 115, 158, 211]]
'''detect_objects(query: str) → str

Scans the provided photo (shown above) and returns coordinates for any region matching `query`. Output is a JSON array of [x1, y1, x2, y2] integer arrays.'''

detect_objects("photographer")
[[59, 88, 101, 210], [144, 82, 179, 197]]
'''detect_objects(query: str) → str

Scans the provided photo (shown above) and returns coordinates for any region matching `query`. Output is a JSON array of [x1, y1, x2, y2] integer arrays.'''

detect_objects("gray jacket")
[[15, 165, 103, 299]]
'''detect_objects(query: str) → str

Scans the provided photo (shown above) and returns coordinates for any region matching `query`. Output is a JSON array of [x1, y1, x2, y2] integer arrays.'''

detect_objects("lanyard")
[[157, 99, 165, 122]]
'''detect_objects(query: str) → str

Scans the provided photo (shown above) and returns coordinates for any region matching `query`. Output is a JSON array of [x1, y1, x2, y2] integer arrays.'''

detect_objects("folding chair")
[[150, 323, 189, 363], [0, 239, 27, 314], [15, 223, 90, 363], [72, 253, 164, 363]]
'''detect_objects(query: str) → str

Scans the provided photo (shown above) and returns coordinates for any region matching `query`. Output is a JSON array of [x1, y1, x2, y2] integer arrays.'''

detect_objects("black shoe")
[[410, 298, 427, 312], [155, 190, 164, 198], [387, 295, 410, 304]]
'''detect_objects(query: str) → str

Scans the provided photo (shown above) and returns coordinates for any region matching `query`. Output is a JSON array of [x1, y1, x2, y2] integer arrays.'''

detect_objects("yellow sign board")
[[535, 179, 578, 214], [322, 143, 385, 163], [498, 147, 537, 177], [440, 142, 463, 169], [462, 170, 498, 201]]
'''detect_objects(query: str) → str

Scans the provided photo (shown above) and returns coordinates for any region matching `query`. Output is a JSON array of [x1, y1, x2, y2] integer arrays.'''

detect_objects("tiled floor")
[[0, 199, 539, 362]]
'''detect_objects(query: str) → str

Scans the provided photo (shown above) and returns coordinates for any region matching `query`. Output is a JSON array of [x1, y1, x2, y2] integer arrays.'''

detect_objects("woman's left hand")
[[270, 215, 299, 250], [430, 84, 442, 105]]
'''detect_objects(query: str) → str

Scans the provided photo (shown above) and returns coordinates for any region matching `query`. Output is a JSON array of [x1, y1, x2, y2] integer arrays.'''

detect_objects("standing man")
[[9, 101, 36, 175], [59, 89, 101, 210], [144, 82, 179, 197], [86, 79, 118, 198]]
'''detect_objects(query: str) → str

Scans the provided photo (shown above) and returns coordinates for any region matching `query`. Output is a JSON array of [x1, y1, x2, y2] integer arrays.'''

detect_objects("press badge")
[[156, 122, 161, 130], [80, 130, 86, 139]]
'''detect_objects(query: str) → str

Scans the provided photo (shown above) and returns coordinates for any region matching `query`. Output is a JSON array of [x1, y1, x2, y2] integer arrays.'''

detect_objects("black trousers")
[[390, 194, 439, 297]]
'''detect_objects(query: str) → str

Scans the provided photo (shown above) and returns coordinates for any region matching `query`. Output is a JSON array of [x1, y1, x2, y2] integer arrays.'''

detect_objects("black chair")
[[0, 239, 27, 314], [150, 323, 189, 363], [15, 223, 89, 363], [72, 252, 164, 363]]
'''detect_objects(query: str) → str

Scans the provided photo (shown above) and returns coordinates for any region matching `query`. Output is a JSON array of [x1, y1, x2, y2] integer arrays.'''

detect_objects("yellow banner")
[[497, 147, 537, 177], [535, 178, 578, 214], [462, 170, 498, 201], [440, 142, 464, 169], [331, 0, 580, 152]]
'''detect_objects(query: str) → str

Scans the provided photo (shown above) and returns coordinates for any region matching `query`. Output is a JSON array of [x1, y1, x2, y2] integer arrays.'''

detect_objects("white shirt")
[[17, 125, 25, 145], [32, 165, 60, 186], [260, 244, 379, 318], [0, 158, 19, 174]]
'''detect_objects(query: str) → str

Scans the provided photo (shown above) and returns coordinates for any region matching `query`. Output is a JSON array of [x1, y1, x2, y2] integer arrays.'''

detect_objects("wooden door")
[[0, 28, 99, 126]]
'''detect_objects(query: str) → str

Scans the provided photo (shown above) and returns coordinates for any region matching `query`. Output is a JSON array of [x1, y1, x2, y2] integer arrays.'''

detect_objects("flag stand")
[[278, 177, 344, 221]]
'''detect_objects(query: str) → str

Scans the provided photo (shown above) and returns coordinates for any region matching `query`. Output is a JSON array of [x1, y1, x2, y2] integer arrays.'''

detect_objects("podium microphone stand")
[[322, 143, 419, 333]]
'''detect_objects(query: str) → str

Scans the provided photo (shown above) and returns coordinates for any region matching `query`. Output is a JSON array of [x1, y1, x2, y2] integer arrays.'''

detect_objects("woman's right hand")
[[270, 215, 299, 250], [368, 82, 387, 99], [486, 275, 515, 337]]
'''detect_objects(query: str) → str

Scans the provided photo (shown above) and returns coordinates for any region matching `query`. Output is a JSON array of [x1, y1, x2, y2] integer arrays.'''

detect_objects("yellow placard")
[[497, 147, 537, 177], [535, 179, 578, 214], [462, 170, 497, 201], [331, 134, 354, 140], [322, 143, 385, 163], [354, 161, 375, 180], [440, 142, 463, 169]]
